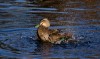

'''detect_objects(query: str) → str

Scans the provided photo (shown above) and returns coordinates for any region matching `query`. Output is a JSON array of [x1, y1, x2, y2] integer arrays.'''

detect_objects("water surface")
[[0, 0, 100, 59]]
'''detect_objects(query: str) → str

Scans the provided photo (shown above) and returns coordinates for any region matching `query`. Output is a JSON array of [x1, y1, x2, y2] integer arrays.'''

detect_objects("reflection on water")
[[0, 0, 100, 59]]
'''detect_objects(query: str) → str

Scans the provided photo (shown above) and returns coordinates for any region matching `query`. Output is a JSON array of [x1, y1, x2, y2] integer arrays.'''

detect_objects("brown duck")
[[37, 18, 73, 44]]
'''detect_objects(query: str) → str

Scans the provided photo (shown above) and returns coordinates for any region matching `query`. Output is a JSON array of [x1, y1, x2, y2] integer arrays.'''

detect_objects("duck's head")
[[40, 18, 50, 27], [35, 18, 50, 28]]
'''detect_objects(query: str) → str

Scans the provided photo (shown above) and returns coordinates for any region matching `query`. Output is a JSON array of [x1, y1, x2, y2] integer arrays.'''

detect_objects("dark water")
[[0, 0, 100, 59]]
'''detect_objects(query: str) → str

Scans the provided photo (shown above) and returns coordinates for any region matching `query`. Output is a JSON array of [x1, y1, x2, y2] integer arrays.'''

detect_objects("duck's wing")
[[48, 32, 63, 43], [48, 29, 60, 35]]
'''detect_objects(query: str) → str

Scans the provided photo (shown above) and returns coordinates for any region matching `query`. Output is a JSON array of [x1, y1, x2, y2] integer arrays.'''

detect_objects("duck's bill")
[[35, 24, 39, 28]]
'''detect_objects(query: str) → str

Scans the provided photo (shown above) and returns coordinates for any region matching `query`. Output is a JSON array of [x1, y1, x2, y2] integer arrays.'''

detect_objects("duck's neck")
[[37, 25, 49, 41]]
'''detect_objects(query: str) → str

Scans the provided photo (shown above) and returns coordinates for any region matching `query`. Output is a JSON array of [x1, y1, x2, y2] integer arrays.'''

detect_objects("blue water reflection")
[[0, 0, 100, 59]]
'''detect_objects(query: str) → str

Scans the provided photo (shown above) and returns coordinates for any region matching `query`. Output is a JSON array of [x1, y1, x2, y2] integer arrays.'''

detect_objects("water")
[[0, 0, 100, 59]]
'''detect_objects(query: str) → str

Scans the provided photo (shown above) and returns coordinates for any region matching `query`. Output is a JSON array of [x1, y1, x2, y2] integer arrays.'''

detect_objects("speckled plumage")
[[37, 18, 72, 44]]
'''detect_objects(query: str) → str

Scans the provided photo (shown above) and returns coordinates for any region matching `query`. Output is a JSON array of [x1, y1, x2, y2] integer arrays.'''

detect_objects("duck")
[[36, 18, 73, 44]]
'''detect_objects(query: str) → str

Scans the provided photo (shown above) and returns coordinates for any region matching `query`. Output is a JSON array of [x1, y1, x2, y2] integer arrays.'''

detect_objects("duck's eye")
[[41, 20, 45, 22], [49, 34, 51, 36], [40, 22, 44, 25]]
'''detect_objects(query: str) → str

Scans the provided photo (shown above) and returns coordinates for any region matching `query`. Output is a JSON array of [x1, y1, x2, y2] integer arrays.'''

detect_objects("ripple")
[[27, 11, 69, 14], [0, 3, 12, 8], [31, 8, 57, 11], [0, 0, 100, 59]]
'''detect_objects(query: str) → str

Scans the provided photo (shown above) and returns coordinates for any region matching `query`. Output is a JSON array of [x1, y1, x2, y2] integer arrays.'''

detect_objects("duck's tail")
[[63, 33, 72, 39]]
